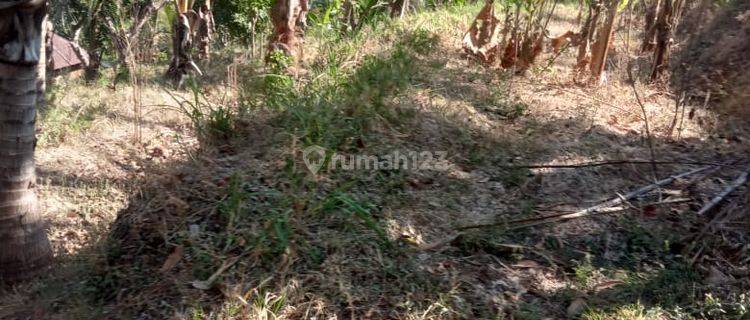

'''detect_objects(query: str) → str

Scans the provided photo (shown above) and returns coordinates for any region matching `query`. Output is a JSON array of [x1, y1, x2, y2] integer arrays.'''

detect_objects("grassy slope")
[[1, 3, 749, 320]]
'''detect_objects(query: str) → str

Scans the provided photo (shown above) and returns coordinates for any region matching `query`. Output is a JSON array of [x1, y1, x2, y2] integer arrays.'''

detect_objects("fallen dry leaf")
[[160, 245, 185, 272], [462, 0, 501, 64]]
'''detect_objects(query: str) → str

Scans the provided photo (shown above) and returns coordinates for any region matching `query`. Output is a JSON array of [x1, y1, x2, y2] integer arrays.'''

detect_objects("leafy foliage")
[[213, 0, 272, 41]]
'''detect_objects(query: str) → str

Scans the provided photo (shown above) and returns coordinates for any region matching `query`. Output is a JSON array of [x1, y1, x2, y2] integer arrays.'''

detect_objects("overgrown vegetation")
[[3, 0, 750, 319]]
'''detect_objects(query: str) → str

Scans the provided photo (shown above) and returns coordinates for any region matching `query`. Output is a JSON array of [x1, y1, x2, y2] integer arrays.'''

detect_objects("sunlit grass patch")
[[38, 102, 108, 146]]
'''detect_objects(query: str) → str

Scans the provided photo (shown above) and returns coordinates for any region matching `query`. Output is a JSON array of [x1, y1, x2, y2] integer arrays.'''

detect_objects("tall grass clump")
[[169, 78, 239, 144]]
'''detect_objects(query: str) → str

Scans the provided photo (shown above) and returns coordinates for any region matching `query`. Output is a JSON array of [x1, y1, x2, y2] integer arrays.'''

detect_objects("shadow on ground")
[[6, 21, 748, 320]]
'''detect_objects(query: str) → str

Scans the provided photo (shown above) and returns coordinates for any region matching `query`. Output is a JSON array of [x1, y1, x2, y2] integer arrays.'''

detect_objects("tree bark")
[[641, 0, 660, 52], [166, 12, 198, 85], [576, 0, 601, 71], [589, 0, 619, 83], [267, 0, 304, 60], [650, 0, 677, 81], [0, 0, 53, 282], [196, 4, 214, 61]]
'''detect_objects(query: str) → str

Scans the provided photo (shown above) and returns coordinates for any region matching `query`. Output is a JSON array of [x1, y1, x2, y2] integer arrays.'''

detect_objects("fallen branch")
[[500, 159, 725, 169], [457, 166, 713, 231], [458, 197, 693, 231], [697, 166, 750, 215]]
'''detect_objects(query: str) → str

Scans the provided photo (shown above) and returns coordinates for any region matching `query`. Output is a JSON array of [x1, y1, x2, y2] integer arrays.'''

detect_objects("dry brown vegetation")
[[1, 1, 750, 319]]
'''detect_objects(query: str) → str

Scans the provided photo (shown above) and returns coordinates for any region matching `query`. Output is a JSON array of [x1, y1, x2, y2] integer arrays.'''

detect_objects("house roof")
[[50, 33, 90, 71]]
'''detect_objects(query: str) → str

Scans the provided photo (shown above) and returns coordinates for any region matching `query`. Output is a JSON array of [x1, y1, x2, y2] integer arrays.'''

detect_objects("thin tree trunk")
[[103, 0, 168, 82], [641, 0, 660, 52], [650, 0, 675, 81], [391, 0, 409, 18], [576, 1, 601, 71], [589, 0, 618, 83], [196, 3, 215, 61], [0, 0, 53, 282]]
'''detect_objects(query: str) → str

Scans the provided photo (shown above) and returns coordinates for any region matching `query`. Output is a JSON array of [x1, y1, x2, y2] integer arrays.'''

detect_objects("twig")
[[457, 166, 714, 231], [667, 91, 686, 137], [697, 166, 750, 215], [627, 65, 659, 180], [191, 255, 241, 290]]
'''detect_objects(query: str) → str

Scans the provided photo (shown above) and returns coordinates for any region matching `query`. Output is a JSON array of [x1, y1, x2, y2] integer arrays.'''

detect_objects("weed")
[[401, 28, 440, 55], [582, 302, 666, 320], [478, 89, 529, 120], [333, 192, 391, 246], [39, 102, 107, 145], [249, 30, 431, 151], [168, 78, 238, 144], [574, 259, 597, 288], [251, 290, 286, 318], [512, 300, 544, 320], [697, 292, 750, 319]]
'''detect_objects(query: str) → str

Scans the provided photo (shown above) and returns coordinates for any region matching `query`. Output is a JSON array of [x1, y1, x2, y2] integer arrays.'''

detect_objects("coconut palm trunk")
[[0, 0, 53, 282]]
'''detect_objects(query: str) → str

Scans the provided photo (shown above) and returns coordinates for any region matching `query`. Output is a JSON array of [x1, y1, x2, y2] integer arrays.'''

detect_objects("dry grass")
[[1, 3, 749, 319]]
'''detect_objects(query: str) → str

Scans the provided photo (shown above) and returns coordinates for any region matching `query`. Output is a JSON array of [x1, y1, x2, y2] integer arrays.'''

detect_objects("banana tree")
[[166, 0, 207, 85], [102, 0, 168, 81], [0, 0, 53, 282]]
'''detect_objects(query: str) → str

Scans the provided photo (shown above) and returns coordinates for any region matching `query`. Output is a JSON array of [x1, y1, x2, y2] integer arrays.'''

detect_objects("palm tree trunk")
[[0, 0, 53, 282]]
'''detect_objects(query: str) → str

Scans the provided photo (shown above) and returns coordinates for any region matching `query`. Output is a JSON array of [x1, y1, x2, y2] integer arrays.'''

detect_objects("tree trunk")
[[589, 0, 618, 83], [576, 1, 601, 71], [81, 0, 106, 82], [650, 0, 677, 81], [267, 0, 304, 60], [196, 4, 215, 61], [641, 0, 660, 52], [166, 13, 198, 85], [0, 0, 53, 282]]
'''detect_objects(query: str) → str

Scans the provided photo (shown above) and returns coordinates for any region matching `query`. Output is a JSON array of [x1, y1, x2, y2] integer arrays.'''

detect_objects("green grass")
[[30, 3, 750, 319], [168, 78, 239, 144], [235, 26, 438, 154], [39, 102, 107, 145], [582, 302, 667, 320]]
